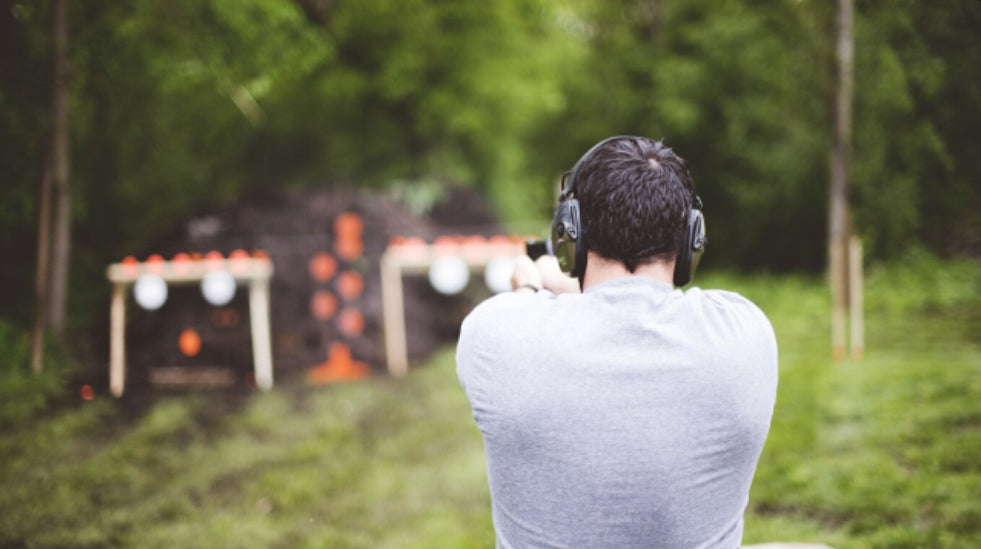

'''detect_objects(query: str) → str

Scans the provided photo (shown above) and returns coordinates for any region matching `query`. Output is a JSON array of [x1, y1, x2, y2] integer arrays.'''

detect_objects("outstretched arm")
[[510, 255, 581, 294]]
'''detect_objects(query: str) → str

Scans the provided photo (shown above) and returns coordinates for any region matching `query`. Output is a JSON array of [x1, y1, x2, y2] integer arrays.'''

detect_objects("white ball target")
[[133, 274, 168, 311], [484, 256, 516, 294], [201, 271, 237, 306], [428, 256, 470, 295]]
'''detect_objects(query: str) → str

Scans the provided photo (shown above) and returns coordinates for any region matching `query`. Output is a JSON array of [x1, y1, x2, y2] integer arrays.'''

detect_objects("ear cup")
[[550, 198, 583, 277], [549, 137, 637, 280], [673, 207, 706, 287]]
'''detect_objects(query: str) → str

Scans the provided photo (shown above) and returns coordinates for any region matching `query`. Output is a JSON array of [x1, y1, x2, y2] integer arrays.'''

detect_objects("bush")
[[865, 246, 981, 313], [0, 320, 73, 428]]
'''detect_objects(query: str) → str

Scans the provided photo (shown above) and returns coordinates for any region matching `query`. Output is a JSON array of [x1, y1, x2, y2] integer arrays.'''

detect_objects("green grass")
[[1, 257, 980, 547], [0, 359, 495, 548], [716, 256, 981, 548]]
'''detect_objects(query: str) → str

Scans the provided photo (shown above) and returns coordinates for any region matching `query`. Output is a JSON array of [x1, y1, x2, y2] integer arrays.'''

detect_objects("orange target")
[[171, 252, 192, 275], [334, 212, 364, 261], [334, 236, 363, 262], [334, 212, 363, 236], [179, 328, 202, 357], [336, 270, 364, 300], [310, 291, 339, 320], [204, 250, 225, 271], [228, 249, 251, 274], [309, 252, 338, 282], [211, 307, 241, 328], [337, 308, 365, 337], [121, 256, 140, 277], [307, 342, 370, 385], [145, 254, 165, 274]]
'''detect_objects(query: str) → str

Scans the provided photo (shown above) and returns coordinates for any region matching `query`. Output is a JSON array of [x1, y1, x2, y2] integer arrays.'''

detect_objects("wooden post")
[[109, 282, 127, 397], [249, 277, 274, 390], [379, 238, 527, 376], [829, 239, 847, 362], [380, 252, 409, 378], [849, 236, 864, 361]]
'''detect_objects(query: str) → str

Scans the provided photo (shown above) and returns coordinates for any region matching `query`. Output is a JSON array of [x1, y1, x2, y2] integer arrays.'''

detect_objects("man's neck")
[[581, 252, 675, 290]]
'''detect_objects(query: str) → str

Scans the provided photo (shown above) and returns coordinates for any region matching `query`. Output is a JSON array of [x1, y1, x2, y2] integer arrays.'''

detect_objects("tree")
[[30, 0, 70, 372], [829, 0, 855, 361]]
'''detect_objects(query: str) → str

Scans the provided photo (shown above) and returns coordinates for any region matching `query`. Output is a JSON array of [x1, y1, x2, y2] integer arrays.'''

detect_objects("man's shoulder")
[[469, 289, 556, 316], [688, 287, 764, 312], [463, 291, 548, 333], [686, 287, 775, 335]]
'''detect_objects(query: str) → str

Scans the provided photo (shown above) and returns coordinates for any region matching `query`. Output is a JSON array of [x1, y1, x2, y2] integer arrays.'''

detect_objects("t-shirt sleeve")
[[698, 288, 779, 381], [456, 295, 509, 413], [456, 292, 548, 420], [456, 308, 482, 396]]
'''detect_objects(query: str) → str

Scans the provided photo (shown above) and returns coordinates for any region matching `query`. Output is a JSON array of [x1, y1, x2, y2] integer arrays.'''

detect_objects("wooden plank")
[[106, 257, 273, 284], [149, 367, 236, 387]]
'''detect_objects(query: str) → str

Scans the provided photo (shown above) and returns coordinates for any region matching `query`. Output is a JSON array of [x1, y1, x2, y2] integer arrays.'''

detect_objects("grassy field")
[[2, 253, 979, 548]]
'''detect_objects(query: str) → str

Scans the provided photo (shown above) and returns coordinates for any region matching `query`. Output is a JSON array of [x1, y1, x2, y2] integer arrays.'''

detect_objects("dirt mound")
[[119, 185, 502, 388]]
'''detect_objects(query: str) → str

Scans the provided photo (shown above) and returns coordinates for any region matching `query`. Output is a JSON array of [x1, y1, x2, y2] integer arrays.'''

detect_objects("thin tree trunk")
[[30, 144, 53, 373], [47, 0, 71, 336], [829, 0, 853, 361]]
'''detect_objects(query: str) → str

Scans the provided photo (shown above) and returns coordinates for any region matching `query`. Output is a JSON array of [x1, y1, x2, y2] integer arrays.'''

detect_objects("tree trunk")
[[30, 144, 53, 373], [829, 0, 853, 361], [47, 0, 71, 336]]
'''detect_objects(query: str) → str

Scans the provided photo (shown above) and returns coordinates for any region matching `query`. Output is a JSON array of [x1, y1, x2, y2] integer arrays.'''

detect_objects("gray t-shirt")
[[457, 276, 777, 549]]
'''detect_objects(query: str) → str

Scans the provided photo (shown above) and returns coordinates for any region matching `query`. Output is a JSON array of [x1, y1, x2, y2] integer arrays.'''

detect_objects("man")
[[456, 136, 778, 548]]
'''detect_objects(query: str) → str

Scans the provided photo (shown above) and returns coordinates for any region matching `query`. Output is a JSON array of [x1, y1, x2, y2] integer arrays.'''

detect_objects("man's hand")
[[534, 256, 581, 294], [510, 256, 543, 293], [510, 255, 581, 294]]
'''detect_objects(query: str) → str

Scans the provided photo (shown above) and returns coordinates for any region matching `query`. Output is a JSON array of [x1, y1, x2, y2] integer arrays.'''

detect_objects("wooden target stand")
[[106, 252, 274, 397], [380, 235, 526, 377]]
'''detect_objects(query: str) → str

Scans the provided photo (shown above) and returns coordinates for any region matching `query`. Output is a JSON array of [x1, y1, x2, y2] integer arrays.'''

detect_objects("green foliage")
[[865, 246, 981, 314], [2, 0, 981, 329], [0, 320, 73, 428]]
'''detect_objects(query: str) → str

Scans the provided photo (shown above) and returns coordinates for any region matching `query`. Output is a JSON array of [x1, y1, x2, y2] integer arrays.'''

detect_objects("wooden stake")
[[249, 278, 274, 390], [380, 252, 409, 377], [830, 239, 847, 362], [849, 236, 864, 361], [109, 282, 127, 397]]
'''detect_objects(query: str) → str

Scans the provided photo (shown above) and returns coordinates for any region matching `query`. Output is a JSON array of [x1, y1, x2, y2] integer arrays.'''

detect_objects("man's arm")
[[511, 255, 581, 294], [510, 255, 543, 293]]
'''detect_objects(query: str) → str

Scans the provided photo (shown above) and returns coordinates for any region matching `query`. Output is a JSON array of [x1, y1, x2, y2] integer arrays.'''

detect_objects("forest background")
[[2, 0, 980, 335]]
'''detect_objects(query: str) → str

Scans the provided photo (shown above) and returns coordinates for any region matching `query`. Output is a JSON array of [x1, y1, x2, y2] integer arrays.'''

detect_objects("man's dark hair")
[[574, 137, 695, 272]]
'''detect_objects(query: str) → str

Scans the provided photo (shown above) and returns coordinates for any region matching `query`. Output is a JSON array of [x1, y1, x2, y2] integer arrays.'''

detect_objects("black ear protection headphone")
[[550, 135, 707, 287]]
